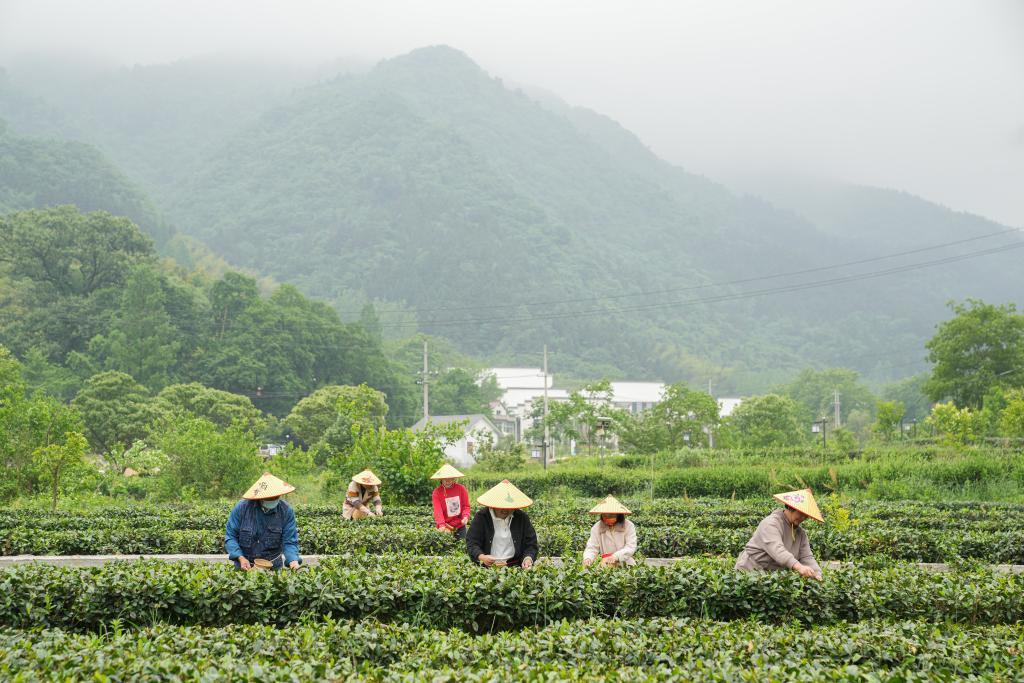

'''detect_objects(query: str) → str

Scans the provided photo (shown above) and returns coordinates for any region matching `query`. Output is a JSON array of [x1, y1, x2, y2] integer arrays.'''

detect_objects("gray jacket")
[[735, 508, 820, 572]]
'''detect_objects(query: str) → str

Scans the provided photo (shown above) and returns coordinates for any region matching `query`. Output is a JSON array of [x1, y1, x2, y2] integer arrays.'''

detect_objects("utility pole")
[[833, 390, 841, 429], [707, 378, 715, 449], [542, 345, 550, 470], [418, 340, 430, 421]]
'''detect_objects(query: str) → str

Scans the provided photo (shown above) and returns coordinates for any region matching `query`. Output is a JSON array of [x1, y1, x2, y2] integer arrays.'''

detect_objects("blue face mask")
[[261, 499, 280, 511]]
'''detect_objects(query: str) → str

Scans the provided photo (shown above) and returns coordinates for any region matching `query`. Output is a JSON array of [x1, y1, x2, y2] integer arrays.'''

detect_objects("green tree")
[[924, 300, 1024, 409], [872, 400, 906, 442], [997, 390, 1024, 438], [0, 206, 153, 298], [72, 371, 155, 468], [0, 207, 154, 360], [650, 382, 719, 449], [153, 382, 265, 432], [19, 347, 82, 401], [33, 431, 89, 511], [327, 422, 461, 504], [927, 402, 980, 446], [153, 414, 262, 500], [727, 394, 804, 448], [0, 347, 86, 501], [881, 373, 932, 421], [91, 266, 181, 390], [286, 384, 389, 446], [778, 368, 877, 426], [429, 368, 501, 417]]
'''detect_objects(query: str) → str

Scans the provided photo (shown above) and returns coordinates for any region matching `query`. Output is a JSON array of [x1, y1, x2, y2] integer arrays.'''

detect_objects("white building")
[[717, 397, 743, 418], [482, 368, 570, 439], [411, 414, 501, 468], [610, 381, 665, 414]]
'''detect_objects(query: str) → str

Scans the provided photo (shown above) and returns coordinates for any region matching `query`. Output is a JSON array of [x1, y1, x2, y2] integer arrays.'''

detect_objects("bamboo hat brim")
[[242, 472, 296, 500], [430, 463, 465, 480], [352, 469, 382, 486], [773, 488, 824, 522], [477, 479, 533, 509], [588, 495, 632, 515]]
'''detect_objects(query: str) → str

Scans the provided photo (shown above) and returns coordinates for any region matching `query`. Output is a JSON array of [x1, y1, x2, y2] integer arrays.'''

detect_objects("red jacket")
[[432, 483, 470, 529]]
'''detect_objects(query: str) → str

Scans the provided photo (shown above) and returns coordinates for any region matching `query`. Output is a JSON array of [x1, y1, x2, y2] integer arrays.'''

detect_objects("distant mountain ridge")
[[1, 46, 1020, 390]]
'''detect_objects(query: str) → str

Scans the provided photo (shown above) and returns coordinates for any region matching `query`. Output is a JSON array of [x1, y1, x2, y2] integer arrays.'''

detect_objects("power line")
[[377, 239, 1024, 329], [338, 227, 1023, 317]]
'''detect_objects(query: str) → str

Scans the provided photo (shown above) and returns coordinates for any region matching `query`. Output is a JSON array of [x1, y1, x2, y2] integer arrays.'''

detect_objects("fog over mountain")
[[1, 0, 1021, 228], [2, 43, 1019, 393]]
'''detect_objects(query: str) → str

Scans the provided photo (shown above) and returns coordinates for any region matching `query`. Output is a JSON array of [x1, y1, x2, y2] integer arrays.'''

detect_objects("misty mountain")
[[0, 119, 170, 243], [1, 47, 1019, 390]]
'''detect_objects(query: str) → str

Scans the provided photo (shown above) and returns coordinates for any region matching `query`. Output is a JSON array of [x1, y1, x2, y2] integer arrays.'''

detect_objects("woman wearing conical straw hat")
[[735, 488, 823, 580], [224, 472, 302, 571], [430, 463, 471, 540], [583, 495, 637, 567], [343, 469, 383, 520], [466, 479, 539, 569]]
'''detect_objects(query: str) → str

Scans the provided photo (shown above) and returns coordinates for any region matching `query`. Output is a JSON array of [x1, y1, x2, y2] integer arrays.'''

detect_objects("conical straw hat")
[[772, 488, 823, 522], [430, 463, 465, 480], [242, 472, 296, 500], [352, 469, 382, 486], [477, 479, 533, 509], [588, 495, 632, 515]]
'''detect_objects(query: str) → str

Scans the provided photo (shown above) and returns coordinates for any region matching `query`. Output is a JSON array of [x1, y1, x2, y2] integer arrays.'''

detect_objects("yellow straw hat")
[[477, 479, 533, 509], [242, 472, 296, 500], [430, 463, 465, 480], [588, 495, 632, 515], [772, 488, 824, 522], [352, 469, 382, 486]]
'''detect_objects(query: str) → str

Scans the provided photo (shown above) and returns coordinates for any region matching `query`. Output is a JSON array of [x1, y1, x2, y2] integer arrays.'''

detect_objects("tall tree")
[[93, 265, 181, 389], [0, 207, 154, 360], [153, 382, 265, 432], [727, 394, 804, 448], [72, 371, 154, 468], [924, 300, 1024, 409], [778, 368, 876, 426]]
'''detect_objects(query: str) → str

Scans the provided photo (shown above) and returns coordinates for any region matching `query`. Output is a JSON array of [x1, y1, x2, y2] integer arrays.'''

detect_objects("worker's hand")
[[237, 557, 252, 571], [521, 556, 534, 570], [582, 557, 594, 568], [478, 554, 495, 566], [288, 560, 300, 570], [600, 555, 617, 566], [794, 563, 821, 580]]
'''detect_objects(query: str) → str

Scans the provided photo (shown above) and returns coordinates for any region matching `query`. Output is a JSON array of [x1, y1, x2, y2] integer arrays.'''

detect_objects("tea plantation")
[[2, 496, 1023, 680]]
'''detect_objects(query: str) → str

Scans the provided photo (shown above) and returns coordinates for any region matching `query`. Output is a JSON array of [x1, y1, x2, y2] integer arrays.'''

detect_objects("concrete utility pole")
[[833, 390, 841, 429], [421, 340, 430, 420], [707, 378, 715, 449], [543, 345, 550, 470]]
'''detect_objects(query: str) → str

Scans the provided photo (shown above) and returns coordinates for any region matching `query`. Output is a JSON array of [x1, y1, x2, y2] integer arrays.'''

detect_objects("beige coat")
[[735, 508, 820, 573], [583, 519, 637, 565], [343, 482, 382, 519]]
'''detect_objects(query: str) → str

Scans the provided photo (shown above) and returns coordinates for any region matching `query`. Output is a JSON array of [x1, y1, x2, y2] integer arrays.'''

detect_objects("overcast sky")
[[2, 0, 1022, 226]]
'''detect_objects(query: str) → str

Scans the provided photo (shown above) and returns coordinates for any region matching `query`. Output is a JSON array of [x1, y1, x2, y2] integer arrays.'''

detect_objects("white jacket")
[[583, 519, 637, 565]]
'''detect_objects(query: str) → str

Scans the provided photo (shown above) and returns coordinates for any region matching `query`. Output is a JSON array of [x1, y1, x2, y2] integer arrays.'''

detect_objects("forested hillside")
[[1, 47, 1020, 390], [0, 121, 170, 244]]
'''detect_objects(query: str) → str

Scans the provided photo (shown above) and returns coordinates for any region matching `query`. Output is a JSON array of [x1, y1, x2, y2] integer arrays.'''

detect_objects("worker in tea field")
[[430, 463, 471, 540], [582, 495, 637, 567], [343, 469, 384, 520], [466, 479, 539, 569], [735, 487, 823, 580], [225, 472, 302, 571]]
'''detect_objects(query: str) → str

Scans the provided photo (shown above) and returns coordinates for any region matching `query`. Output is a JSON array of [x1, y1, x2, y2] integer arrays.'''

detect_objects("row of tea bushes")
[[4, 519, 1023, 563], [464, 455, 1024, 499], [2, 618, 1022, 681], [7, 499, 1023, 531], [1, 556, 1021, 631]]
